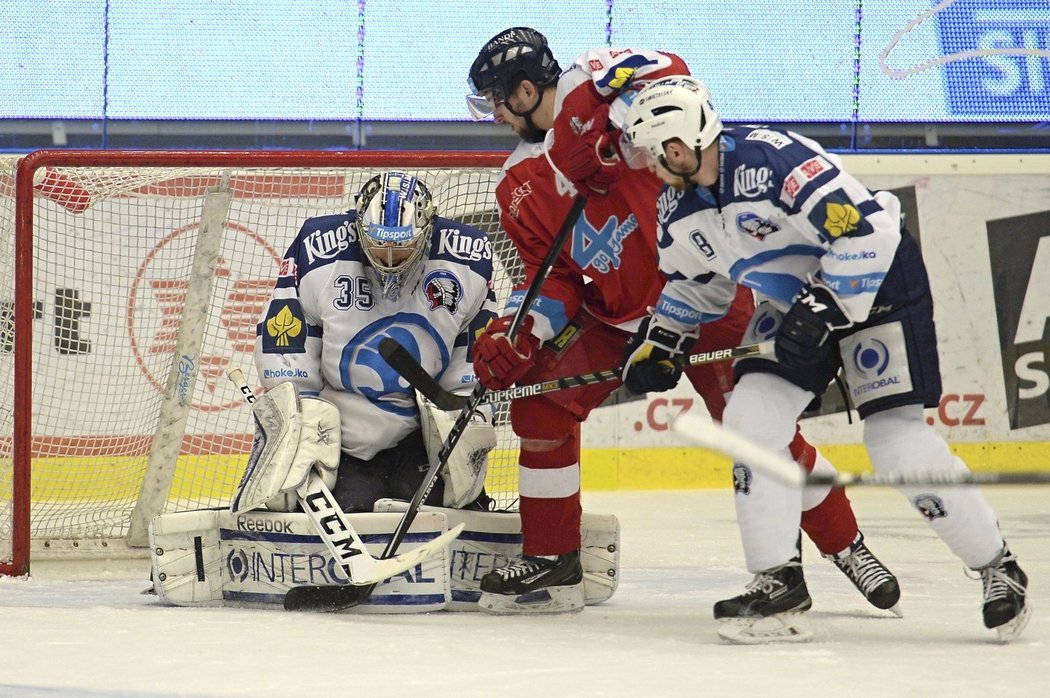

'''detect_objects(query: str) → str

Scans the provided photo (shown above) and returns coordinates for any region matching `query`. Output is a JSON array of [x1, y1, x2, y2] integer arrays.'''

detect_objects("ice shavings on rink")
[[0, 487, 1047, 698]]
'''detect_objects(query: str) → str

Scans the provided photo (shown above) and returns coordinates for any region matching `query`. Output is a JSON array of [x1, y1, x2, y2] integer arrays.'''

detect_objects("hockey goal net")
[[0, 150, 523, 575]]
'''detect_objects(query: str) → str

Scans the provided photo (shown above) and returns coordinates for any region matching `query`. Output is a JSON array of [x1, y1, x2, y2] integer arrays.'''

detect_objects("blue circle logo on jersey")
[[851, 338, 890, 377], [753, 306, 781, 340], [340, 313, 449, 416]]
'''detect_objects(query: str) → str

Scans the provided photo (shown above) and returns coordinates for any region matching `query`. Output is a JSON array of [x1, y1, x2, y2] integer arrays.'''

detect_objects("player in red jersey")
[[466, 27, 899, 616]]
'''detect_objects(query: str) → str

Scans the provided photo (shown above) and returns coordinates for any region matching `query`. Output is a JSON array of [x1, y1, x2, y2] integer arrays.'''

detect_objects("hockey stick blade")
[[672, 411, 1050, 487], [379, 337, 773, 411], [282, 523, 465, 612]]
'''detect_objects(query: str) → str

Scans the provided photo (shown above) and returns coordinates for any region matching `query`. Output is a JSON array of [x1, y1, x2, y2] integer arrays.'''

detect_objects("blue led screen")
[[2, 0, 1048, 122]]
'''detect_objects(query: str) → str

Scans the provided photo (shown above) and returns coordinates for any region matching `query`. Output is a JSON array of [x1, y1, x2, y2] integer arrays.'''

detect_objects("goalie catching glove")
[[417, 390, 496, 508], [231, 381, 341, 513], [474, 314, 540, 390], [775, 279, 853, 369], [621, 314, 699, 394]]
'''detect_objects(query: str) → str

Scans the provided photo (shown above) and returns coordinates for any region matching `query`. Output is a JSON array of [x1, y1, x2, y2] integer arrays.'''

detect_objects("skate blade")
[[888, 603, 904, 618], [717, 612, 814, 644], [479, 584, 585, 615], [994, 603, 1032, 643]]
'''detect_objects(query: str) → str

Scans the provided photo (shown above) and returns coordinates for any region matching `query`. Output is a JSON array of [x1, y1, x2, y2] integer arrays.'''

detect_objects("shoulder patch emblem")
[[736, 212, 780, 240], [423, 269, 463, 314], [262, 299, 305, 353], [824, 202, 862, 238]]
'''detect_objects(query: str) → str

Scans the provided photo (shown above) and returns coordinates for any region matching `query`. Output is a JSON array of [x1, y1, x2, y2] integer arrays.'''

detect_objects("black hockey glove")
[[621, 315, 699, 394], [775, 281, 853, 369]]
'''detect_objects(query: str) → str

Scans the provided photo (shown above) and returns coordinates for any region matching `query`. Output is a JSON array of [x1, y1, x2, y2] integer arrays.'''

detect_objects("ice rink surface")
[[1, 486, 1046, 698]]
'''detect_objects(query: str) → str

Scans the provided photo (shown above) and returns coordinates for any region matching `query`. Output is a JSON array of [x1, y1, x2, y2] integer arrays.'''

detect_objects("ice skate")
[[714, 560, 813, 644], [478, 550, 585, 615], [976, 547, 1031, 642], [825, 533, 902, 616]]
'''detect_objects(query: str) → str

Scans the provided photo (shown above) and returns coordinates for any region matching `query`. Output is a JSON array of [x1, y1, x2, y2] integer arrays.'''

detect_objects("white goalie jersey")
[[255, 211, 497, 459]]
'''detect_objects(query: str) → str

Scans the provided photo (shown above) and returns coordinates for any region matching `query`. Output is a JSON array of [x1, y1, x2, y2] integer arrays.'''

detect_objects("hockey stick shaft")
[[672, 413, 1050, 487], [808, 470, 1050, 487], [380, 338, 774, 411]]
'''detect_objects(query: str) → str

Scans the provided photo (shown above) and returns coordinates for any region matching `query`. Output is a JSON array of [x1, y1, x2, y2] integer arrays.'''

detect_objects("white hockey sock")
[[865, 405, 1004, 568], [725, 373, 813, 572]]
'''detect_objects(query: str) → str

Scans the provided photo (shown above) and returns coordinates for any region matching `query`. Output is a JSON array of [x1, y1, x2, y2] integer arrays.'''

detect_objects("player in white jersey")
[[254, 171, 498, 512], [620, 76, 1030, 643]]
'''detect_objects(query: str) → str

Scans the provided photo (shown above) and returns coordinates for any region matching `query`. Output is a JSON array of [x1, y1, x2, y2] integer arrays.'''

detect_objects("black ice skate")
[[825, 533, 902, 616], [478, 550, 584, 615], [976, 547, 1031, 642], [713, 560, 813, 644]]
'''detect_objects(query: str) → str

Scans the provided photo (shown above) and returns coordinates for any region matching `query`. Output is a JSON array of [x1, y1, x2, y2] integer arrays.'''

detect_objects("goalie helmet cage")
[[0, 149, 525, 576]]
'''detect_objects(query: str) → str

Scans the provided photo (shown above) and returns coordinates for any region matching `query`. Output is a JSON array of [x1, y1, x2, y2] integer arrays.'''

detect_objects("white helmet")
[[355, 171, 435, 301], [624, 75, 722, 162]]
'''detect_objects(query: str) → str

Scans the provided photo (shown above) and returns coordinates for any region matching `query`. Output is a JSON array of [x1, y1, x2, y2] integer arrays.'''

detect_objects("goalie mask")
[[466, 26, 561, 123], [623, 75, 722, 179], [355, 171, 435, 301]]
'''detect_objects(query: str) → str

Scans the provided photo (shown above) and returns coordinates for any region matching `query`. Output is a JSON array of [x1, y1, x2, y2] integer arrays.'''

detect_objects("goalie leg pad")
[[149, 509, 451, 613], [149, 509, 225, 606], [373, 499, 620, 610]]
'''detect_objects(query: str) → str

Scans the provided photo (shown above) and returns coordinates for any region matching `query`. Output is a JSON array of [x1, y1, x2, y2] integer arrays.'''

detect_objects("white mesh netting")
[[0, 152, 523, 565]]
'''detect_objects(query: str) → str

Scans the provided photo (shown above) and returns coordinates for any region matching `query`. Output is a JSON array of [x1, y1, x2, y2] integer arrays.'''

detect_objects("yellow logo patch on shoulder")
[[824, 202, 861, 238], [262, 300, 305, 352]]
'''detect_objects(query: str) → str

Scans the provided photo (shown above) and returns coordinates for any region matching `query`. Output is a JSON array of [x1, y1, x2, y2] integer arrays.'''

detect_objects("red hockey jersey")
[[495, 48, 689, 342]]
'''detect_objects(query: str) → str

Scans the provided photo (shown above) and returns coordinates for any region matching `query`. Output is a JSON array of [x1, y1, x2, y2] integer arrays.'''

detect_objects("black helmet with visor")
[[466, 27, 561, 121]]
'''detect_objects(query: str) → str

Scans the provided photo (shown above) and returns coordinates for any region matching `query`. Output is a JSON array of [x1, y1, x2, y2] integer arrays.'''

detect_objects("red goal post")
[[1, 149, 522, 576]]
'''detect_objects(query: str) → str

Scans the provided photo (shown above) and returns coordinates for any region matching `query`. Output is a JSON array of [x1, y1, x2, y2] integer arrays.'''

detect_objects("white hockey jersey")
[[254, 211, 497, 459], [653, 126, 903, 331]]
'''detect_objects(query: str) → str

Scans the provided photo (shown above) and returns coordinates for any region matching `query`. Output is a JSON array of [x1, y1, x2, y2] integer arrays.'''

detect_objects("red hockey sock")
[[789, 428, 859, 556]]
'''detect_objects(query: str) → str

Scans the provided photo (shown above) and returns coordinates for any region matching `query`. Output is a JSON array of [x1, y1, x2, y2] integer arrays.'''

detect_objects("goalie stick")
[[285, 186, 589, 612], [380, 338, 774, 411], [671, 412, 1050, 487], [226, 367, 464, 596]]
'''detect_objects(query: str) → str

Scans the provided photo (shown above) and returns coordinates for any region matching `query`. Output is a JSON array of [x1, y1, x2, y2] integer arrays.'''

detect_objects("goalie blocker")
[[149, 503, 619, 613]]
